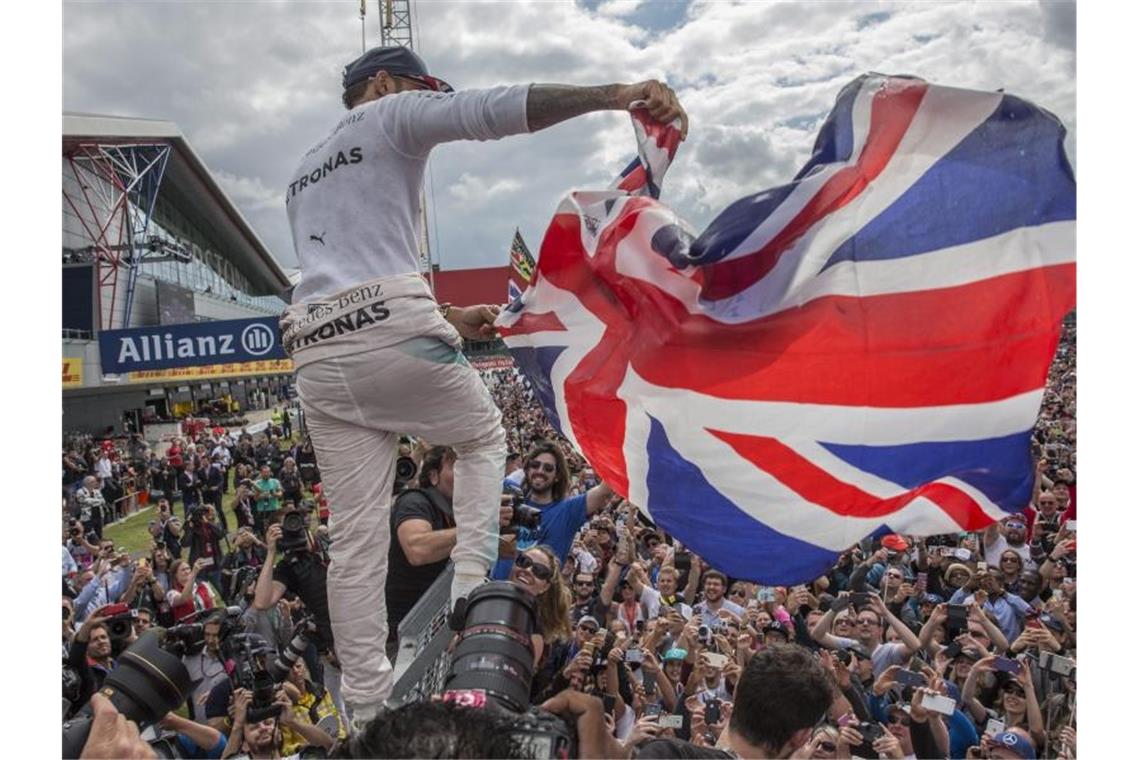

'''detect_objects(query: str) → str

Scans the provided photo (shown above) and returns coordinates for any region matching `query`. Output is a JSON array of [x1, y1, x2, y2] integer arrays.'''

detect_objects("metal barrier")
[[387, 563, 456, 706]]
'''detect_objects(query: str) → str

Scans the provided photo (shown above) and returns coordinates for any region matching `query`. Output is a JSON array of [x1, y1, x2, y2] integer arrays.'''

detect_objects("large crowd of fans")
[[60, 319, 1076, 759]]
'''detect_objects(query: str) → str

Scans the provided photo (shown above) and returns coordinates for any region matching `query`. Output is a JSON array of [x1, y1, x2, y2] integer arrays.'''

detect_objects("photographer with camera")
[[222, 529, 269, 604], [252, 514, 343, 720], [167, 558, 219, 623], [66, 612, 116, 708], [279, 657, 347, 754], [75, 475, 107, 540], [295, 437, 320, 491], [253, 464, 284, 537], [184, 504, 228, 590], [810, 591, 923, 679], [183, 611, 232, 724], [72, 543, 135, 621], [222, 685, 332, 759], [278, 457, 304, 510], [205, 453, 229, 533], [386, 445, 517, 653], [491, 440, 613, 580], [179, 458, 205, 518]]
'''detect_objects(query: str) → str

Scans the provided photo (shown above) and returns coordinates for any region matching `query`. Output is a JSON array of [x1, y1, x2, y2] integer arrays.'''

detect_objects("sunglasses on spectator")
[[887, 713, 911, 726], [575, 579, 594, 587], [856, 617, 880, 626], [578, 621, 599, 632], [887, 572, 903, 579], [1003, 685, 1026, 697], [528, 461, 556, 473], [514, 553, 553, 581]]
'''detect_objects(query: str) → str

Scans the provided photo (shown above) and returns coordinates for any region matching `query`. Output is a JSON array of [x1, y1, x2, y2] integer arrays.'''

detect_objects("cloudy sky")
[[62, 0, 1076, 277]]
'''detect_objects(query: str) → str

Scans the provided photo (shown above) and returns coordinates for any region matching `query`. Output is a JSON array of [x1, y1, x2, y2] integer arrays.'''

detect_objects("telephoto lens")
[[444, 581, 539, 713], [61, 630, 193, 758]]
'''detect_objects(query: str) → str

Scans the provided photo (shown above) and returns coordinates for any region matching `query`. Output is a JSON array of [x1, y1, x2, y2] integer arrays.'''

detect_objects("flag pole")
[[360, 0, 366, 53]]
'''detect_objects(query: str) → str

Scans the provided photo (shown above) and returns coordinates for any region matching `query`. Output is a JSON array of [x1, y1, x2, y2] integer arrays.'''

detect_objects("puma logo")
[[310, 232, 326, 246]]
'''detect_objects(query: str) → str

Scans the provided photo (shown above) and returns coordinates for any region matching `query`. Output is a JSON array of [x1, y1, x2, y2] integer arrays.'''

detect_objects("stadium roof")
[[63, 112, 290, 296], [432, 266, 513, 306]]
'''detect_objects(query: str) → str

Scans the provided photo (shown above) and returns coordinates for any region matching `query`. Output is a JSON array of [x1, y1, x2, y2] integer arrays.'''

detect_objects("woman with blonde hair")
[[507, 544, 572, 666]]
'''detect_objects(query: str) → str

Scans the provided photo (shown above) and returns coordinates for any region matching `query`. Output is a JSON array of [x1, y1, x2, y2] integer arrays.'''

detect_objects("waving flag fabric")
[[495, 74, 1076, 584], [509, 228, 537, 283]]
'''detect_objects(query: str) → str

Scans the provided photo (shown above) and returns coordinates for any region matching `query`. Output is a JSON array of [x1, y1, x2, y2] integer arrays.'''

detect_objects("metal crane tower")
[[376, 0, 435, 289]]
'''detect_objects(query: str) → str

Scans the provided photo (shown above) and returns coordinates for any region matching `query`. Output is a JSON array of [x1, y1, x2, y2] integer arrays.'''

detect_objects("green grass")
[[104, 489, 248, 557], [104, 432, 301, 556]]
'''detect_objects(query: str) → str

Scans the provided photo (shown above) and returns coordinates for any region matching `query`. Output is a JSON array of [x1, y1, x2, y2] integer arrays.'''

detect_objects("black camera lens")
[[395, 456, 417, 483], [61, 630, 192, 758], [444, 581, 538, 713], [281, 511, 305, 532]]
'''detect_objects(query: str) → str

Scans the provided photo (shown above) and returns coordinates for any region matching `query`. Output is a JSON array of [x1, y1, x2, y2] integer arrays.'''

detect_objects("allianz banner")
[[98, 317, 286, 374]]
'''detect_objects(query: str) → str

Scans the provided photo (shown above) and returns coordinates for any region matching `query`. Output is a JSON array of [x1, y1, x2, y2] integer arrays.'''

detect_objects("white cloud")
[[63, 1, 1076, 273], [596, 0, 650, 19], [212, 170, 281, 213], [447, 173, 524, 207]]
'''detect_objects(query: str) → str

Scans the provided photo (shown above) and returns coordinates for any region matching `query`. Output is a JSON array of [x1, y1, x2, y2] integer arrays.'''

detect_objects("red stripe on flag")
[[699, 79, 928, 300], [617, 164, 648, 192], [498, 311, 568, 338], [710, 430, 992, 528], [631, 109, 682, 158], [628, 263, 1075, 407]]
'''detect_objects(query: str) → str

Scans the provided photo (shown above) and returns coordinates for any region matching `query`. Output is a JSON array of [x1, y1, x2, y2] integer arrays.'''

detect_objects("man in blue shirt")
[[948, 565, 1031, 643], [492, 440, 612, 580]]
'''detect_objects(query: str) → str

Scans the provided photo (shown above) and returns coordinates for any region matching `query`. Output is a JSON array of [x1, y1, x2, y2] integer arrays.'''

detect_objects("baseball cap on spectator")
[[990, 731, 1036, 759], [922, 593, 945, 605], [1040, 613, 1066, 634], [663, 648, 688, 662], [945, 563, 975, 582], [763, 621, 790, 641], [881, 534, 909, 552], [886, 701, 911, 717], [952, 648, 982, 663], [578, 616, 600, 633]]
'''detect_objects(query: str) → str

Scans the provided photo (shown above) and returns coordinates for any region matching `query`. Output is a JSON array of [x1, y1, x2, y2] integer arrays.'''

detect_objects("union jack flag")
[[495, 75, 1076, 584]]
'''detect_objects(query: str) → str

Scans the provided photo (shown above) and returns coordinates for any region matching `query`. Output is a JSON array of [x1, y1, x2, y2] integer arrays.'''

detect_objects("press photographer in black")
[[252, 508, 345, 719], [385, 445, 515, 658]]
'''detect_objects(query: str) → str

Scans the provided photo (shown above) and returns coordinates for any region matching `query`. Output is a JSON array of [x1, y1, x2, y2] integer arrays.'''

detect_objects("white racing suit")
[[281, 273, 505, 713]]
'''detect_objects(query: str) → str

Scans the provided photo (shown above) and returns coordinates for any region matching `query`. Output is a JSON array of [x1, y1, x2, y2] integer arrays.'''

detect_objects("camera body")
[[858, 721, 884, 742], [278, 509, 310, 555], [98, 602, 139, 644], [186, 503, 208, 526], [502, 484, 542, 533], [226, 632, 283, 723]]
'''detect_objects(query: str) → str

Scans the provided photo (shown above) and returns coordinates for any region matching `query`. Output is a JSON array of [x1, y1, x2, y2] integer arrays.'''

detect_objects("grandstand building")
[[62, 113, 293, 436]]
